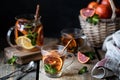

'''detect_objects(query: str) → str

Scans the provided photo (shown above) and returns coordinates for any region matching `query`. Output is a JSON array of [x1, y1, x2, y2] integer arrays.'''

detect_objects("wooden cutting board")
[[4, 47, 42, 65]]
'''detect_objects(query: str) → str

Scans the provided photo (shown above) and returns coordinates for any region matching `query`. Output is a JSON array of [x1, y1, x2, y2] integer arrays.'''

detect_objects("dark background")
[[0, 0, 120, 49]]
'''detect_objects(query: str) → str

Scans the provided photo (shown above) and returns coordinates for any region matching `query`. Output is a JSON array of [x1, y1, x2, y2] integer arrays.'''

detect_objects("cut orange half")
[[16, 36, 35, 49], [80, 8, 95, 20], [43, 55, 63, 71]]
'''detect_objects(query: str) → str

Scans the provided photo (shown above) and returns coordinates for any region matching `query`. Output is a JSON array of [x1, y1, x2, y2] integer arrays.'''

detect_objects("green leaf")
[[86, 14, 99, 25], [78, 66, 88, 74], [44, 64, 57, 74], [27, 31, 38, 46], [86, 17, 93, 23], [24, 24, 32, 28], [7, 56, 17, 65], [84, 52, 95, 60]]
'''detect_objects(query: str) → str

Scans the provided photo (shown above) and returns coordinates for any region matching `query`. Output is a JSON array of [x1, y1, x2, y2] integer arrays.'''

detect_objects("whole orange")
[[88, 1, 99, 9], [95, 4, 112, 19], [101, 0, 111, 8]]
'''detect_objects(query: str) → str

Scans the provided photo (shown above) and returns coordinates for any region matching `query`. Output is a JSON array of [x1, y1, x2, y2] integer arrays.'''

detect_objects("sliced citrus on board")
[[16, 36, 35, 49], [43, 55, 63, 71], [77, 51, 90, 64], [80, 8, 95, 19]]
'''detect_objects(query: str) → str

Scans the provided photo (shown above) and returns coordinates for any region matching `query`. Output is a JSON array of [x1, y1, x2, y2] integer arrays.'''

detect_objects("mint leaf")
[[44, 64, 57, 74], [7, 56, 17, 65], [86, 14, 99, 25], [86, 17, 93, 23], [78, 66, 88, 74], [27, 31, 38, 46], [84, 52, 95, 60]]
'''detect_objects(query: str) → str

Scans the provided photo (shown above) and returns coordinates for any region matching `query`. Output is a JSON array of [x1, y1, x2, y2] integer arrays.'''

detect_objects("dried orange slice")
[[77, 51, 90, 64], [16, 36, 35, 49], [43, 55, 63, 71], [80, 8, 95, 19]]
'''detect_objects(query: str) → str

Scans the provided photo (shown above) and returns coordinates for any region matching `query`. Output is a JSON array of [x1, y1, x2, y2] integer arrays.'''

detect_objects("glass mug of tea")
[[7, 14, 43, 51], [61, 28, 86, 53], [41, 45, 75, 78]]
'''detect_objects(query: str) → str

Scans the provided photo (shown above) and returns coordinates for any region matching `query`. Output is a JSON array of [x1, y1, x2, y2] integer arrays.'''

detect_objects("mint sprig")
[[27, 30, 38, 46], [7, 56, 17, 65], [84, 52, 96, 60], [44, 64, 57, 74], [78, 66, 88, 74], [86, 14, 99, 25]]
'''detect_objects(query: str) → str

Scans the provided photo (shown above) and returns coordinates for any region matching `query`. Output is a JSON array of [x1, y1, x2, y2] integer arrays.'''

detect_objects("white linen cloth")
[[91, 30, 120, 80]]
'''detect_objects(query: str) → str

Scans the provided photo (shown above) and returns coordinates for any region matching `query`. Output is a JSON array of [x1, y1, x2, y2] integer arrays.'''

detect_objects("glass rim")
[[15, 13, 41, 20]]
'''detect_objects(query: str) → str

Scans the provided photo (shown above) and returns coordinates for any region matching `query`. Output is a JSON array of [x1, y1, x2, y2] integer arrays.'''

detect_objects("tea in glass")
[[61, 28, 86, 53], [41, 45, 74, 78], [7, 14, 43, 51]]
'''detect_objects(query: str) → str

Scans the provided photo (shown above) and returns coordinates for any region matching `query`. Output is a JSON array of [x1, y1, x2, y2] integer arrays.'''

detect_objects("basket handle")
[[109, 0, 116, 20]]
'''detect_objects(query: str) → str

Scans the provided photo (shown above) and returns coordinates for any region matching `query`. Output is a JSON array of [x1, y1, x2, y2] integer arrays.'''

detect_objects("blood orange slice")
[[77, 51, 90, 64], [80, 8, 95, 20]]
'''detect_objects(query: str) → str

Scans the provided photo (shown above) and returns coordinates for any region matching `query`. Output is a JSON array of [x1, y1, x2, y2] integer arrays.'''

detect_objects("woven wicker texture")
[[79, 16, 120, 47]]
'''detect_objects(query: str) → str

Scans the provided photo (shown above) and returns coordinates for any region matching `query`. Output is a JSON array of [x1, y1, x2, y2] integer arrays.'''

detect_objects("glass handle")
[[62, 53, 75, 72], [7, 26, 15, 47], [80, 35, 87, 49]]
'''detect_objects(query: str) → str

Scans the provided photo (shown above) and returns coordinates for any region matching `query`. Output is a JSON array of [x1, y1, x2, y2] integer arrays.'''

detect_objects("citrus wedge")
[[77, 51, 90, 64], [43, 55, 63, 71], [80, 8, 95, 20], [16, 36, 35, 49]]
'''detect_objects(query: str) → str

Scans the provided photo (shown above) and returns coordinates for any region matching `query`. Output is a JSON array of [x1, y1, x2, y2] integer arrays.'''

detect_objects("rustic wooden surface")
[[0, 38, 106, 80]]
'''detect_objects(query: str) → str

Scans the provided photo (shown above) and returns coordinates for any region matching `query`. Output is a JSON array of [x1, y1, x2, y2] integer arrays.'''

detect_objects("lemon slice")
[[16, 36, 35, 49]]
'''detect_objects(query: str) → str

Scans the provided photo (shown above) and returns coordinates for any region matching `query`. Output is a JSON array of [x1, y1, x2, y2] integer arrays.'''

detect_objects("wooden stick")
[[35, 4, 40, 21], [62, 39, 73, 52]]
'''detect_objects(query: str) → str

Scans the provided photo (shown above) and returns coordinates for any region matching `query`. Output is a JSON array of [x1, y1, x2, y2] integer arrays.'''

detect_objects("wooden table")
[[38, 38, 106, 80], [0, 38, 106, 80]]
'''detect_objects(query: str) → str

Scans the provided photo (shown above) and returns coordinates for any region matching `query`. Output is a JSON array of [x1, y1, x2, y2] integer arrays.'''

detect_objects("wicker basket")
[[79, 0, 120, 47]]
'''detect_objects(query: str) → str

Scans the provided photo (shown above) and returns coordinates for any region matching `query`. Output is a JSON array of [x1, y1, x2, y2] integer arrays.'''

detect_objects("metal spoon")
[[0, 61, 35, 80], [16, 61, 36, 80]]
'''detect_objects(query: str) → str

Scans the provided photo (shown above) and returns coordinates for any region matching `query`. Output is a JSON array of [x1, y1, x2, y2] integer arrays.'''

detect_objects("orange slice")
[[77, 51, 90, 64], [15, 36, 35, 49], [43, 55, 63, 71]]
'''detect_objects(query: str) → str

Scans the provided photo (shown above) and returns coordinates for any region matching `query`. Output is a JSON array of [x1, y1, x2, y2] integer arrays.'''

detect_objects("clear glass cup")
[[7, 14, 43, 52], [61, 28, 86, 53], [40, 45, 75, 78]]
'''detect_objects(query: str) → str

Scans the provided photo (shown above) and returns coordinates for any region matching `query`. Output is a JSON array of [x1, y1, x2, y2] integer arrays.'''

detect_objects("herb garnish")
[[78, 66, 88, 74], [84, 52, 95, 60], [44, 64, 57, 74], [27, 30, 38, 46], [24, 24, 38, 46], [86, 14, 99, 25], [7, 56, 17, 65]]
